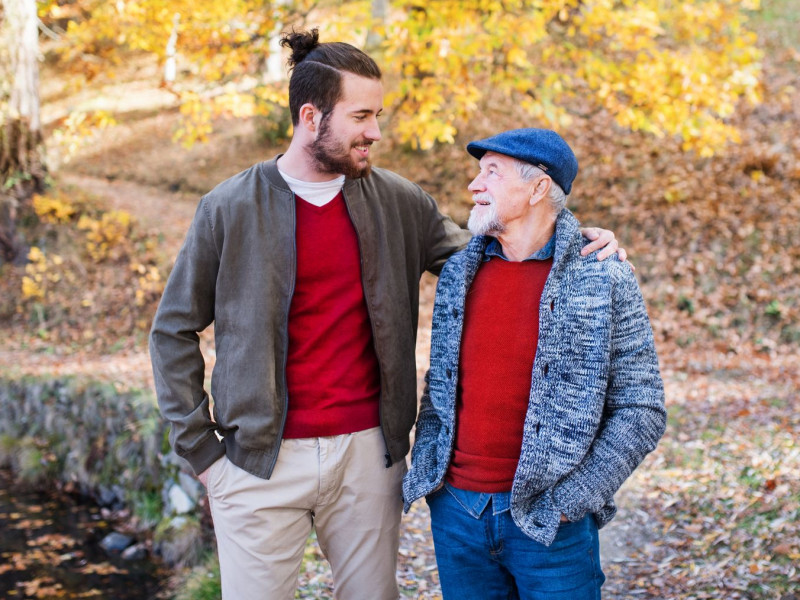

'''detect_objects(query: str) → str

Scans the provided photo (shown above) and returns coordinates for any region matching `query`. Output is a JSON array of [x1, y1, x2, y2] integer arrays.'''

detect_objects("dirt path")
[[60, 173, 198, 259]]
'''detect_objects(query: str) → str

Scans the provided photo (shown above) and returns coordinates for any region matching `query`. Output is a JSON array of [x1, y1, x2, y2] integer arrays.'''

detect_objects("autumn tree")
[[0, 0, 46, 262], [380, 0, 762, 154], [42, 0, 761, 155], [42, 0, 305, 147]]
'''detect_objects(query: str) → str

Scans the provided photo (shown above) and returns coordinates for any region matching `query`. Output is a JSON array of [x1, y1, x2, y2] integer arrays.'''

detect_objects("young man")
[[403, 129, 666, 599], [150, 30, 624, 599]]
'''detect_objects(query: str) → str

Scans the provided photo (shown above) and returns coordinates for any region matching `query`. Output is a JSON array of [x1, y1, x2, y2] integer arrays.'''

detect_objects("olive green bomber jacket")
[[149, 157, 469, 480]]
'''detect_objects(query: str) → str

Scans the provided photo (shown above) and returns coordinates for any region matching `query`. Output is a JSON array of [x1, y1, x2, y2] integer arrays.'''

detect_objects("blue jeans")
[[427, 483, 605, 600]]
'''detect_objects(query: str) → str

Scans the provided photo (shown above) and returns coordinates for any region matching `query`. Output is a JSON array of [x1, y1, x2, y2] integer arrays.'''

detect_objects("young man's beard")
[[311, 117, 372, 179]]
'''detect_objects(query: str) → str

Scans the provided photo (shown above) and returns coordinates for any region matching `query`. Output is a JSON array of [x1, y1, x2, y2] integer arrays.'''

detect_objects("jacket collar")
[[552, 209, 581, 271], [260, 156, 292, 192]]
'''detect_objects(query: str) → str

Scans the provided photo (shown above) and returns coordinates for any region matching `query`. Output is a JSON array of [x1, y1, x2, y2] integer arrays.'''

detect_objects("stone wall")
[[0, 375, 207, 567]]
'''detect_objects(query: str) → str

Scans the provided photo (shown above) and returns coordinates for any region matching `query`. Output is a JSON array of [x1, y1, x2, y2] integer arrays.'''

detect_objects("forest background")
[[0, 0, 798, 598]]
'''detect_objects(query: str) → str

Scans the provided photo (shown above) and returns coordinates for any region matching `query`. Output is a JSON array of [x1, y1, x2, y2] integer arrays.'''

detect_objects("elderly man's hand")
[[579, 227, 633, 268]]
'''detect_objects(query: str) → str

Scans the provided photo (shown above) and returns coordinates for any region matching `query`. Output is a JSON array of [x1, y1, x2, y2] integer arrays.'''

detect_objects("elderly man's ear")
[[529, 177, 551, 205], [536, 177, 551, 194]]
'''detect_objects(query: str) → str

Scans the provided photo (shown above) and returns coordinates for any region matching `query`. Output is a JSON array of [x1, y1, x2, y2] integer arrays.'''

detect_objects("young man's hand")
[[198, 468, 210, 488], [579, 227, 633, 269]]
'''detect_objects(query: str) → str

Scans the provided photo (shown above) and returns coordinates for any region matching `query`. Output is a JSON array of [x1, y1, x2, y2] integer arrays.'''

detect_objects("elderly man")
[[403, 128, 666, 599]]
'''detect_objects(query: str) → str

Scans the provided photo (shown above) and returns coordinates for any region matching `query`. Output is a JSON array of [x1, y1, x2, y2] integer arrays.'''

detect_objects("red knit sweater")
[[283, 193, 381, 438], [446, 256, 552, 492]]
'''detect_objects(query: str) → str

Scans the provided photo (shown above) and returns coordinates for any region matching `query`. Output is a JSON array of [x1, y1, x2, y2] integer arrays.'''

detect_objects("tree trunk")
[[366, 0, 389, 52], [1, 0, 46, 263], [265, 0, 288, 83]]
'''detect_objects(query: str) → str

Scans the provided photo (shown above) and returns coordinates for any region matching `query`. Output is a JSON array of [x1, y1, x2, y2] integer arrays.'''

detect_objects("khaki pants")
[[206, 426, 405, 599]]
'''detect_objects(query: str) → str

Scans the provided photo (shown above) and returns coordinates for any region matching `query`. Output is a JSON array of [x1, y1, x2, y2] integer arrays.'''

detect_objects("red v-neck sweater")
[[283, 193, 381, 438], [446, 256, 552, 492]]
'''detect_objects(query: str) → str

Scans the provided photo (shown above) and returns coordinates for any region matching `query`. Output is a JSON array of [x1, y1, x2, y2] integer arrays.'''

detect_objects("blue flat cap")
[[467, 128, 578, 195]]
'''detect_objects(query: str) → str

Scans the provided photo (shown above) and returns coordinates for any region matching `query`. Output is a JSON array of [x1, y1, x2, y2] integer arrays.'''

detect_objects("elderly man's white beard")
[[467, 193, 506, 236]]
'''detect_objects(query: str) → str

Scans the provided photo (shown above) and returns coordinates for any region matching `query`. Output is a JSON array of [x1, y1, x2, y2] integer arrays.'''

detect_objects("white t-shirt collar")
[[278, 169, 345, 207]]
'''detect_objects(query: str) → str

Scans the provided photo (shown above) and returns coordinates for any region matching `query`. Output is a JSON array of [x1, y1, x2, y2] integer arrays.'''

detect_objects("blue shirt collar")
[[484, 235, 556, 262]]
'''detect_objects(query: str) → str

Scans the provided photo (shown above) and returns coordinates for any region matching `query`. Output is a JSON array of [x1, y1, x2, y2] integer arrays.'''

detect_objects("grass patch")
[[754, 0, 800, 50], [172, 555, 221, 600]]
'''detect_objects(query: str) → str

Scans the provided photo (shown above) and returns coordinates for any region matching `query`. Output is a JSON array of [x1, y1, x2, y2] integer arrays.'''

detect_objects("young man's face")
[[311, 72, 384, 179], [467, 152, 534, 236]]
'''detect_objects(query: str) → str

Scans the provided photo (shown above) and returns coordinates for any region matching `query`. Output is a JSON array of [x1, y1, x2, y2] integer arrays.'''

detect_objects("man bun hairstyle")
[[281, 28, 321, 68], [279, 28, 382, 126]]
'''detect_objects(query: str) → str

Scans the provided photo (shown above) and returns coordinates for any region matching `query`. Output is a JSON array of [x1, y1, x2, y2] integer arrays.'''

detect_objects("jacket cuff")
[[183, 432, 226, 476], [513, 488, 562, 547]]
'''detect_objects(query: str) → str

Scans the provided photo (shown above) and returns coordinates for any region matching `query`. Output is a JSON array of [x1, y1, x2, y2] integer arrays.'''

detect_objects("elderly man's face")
[[467, 152, 533, 236]]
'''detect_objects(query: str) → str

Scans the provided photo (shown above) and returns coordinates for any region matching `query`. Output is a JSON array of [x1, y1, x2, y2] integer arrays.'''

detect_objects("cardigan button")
[[452, 307, 459, 318], [550, 299, 555, 311], [543, 364, 549, 376], [446, 369, 452, 378]]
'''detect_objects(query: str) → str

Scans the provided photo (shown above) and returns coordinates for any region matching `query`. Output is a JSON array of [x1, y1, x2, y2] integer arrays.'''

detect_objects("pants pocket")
[[205, 455, 227, 496]]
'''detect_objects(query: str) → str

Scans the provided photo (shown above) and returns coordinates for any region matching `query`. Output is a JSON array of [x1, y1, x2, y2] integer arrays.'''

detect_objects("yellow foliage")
[[21, 247, 68, 301], [32, 194, 77, 224], [50, 110, 117, 164], [27, 246, 46, 264], [379, 0, 761, 153], [43, 0, 762, 156], [77, 211, 134, 261], [172, 84, 289, 147], [173, 93, 215, 147], [14, 183, 168, 342], [44, 0, 284, 147], [22, 276, 45, 300], [131, 262, 163, 306]]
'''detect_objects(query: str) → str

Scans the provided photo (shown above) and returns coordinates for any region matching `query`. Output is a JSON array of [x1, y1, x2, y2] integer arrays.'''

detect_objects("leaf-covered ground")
[[603, 354, 799, 599]]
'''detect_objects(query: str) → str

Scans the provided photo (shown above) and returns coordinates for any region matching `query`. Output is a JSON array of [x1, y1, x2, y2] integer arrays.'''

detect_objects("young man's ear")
[[298, 103, 320, 133]]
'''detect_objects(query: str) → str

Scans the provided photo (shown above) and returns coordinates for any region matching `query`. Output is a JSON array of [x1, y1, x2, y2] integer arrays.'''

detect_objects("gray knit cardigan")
[[402, 209, 666, 547]]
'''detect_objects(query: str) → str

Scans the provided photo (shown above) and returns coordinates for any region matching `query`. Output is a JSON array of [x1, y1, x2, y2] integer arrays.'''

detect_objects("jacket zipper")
[[341, 188, 390, 467], [266, 190, 297, 479]]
